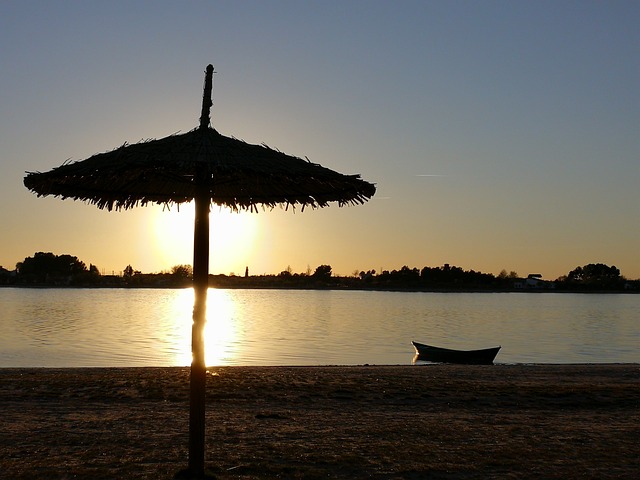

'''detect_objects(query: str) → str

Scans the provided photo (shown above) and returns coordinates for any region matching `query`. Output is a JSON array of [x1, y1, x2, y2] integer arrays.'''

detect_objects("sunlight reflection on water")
[[0, 288, 638, 367]]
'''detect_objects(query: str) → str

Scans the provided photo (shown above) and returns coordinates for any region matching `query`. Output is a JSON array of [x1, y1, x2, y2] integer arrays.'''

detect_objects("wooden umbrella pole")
[[199, 65, 214, 130], [189, 190, 209, 476], [188, 64, 214, 477]]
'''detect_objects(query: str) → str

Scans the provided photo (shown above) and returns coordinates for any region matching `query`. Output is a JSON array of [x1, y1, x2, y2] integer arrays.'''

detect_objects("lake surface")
[[0, 288, 638, 367]]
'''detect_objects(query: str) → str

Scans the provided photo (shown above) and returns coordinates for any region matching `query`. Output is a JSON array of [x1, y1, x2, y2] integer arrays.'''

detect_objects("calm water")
[[0, 288, 638, 367]]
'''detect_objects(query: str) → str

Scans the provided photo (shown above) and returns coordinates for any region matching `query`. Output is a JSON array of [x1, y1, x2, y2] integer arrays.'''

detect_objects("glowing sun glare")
[[152, 203, 258, 274], [167, 289, 238, 366]]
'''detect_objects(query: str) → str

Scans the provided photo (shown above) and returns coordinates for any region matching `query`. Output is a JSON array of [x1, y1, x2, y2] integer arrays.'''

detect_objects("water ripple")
[[1, 288, 638, 366]]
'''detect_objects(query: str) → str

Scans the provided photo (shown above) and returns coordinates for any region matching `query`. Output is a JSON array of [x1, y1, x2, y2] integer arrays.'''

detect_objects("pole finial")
[[199, 65, 215, 130]]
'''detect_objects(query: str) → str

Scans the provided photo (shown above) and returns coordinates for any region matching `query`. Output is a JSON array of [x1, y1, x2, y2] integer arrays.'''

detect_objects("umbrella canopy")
[[24, 127, 375, 211], [24, 64, 375, 479]]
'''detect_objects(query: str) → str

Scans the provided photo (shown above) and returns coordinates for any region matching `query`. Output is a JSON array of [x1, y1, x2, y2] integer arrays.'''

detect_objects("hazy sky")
[[1, 1, 638, 280]]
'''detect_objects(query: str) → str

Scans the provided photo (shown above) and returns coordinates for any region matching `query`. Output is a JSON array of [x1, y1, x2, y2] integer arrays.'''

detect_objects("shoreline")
[[2, 283, 638, 294], [2, 364, 638, 479], [1, 362, 639, 368]]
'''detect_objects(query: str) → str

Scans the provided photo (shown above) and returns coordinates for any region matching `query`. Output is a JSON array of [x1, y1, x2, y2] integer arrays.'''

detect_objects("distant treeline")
[[0, 252, 193, 288], [1, 252, 638, 292]]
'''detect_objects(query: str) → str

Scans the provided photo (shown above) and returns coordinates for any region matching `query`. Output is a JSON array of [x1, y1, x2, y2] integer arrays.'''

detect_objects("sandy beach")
[[1, 365, 638, 479]]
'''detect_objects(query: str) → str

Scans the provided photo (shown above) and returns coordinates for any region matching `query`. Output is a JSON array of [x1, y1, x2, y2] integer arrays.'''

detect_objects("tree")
[[17, 252, 87, 277], [171, 264, 193, 279], [566, 263, 622, 289], [123, 265, 135, 278], [359, 269, 376, 283], [497, 269, 519, 281], [0, 265, 13, 285], [279, 265, 293, 278], [312, 265, 332, 281], [567, 266, 584, 282]]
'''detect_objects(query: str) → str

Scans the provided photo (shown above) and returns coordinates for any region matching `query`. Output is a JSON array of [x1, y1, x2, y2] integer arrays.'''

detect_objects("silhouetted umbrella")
[[24, 64, 375, 479]]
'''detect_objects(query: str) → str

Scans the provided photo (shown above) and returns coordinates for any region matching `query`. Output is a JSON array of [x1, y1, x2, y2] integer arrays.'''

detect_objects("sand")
[[1, 364, 638, 479]]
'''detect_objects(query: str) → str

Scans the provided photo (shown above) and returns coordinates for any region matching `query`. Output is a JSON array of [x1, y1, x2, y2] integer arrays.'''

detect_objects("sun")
[[151, 202, 259, 274]]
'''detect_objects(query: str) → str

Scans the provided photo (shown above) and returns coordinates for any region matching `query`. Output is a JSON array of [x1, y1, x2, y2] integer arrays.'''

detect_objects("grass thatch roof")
[[24, 127, 376, 211]]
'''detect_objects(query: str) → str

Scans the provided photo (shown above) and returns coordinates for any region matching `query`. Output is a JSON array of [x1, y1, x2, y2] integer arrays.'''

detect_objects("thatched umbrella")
[[24, 64, 375, 478]]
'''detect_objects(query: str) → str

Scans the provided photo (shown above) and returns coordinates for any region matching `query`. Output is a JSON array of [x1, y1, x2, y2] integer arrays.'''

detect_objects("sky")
[[1, 0, 638, 280]]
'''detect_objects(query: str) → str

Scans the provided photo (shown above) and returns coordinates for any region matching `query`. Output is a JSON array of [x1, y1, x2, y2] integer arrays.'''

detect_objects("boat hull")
[[412, 341, 500, 365]]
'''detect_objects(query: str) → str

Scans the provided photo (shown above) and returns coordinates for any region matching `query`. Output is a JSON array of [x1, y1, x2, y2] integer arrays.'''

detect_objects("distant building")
[[514, 274, 555, 290]]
